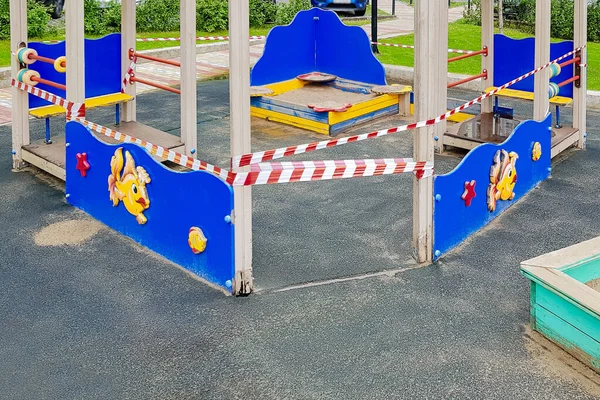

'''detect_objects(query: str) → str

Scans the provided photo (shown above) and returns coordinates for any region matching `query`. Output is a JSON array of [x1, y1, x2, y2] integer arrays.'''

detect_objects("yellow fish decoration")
[[532, 142, 542, 161], [487, 149, 518, 212], [108, 148, 151, 224], [188, 227, 207, 254]]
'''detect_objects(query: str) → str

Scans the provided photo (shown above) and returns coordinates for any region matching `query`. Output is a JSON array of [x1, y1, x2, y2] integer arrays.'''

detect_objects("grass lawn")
[[399, 0, 465, 8], [376, 20, 600, 90]]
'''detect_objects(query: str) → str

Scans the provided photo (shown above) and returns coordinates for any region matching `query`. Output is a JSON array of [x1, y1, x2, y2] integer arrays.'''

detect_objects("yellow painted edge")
[[484, 86, 573, 105], [447, 112, 474, 123], [410, 103, 414, 115], [264, 79, 306, 96], [329, 94, 401, 124], [30, 92, 135, 119], [251, 106, 329, 135]]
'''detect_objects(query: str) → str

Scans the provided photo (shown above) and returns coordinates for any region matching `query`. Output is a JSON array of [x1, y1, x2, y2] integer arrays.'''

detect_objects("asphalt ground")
[[1, 80, 599, 399]]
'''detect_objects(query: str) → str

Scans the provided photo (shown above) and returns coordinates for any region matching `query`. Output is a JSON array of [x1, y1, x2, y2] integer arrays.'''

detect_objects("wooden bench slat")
[[484, 86, 573, 106], [29, 92, 134, 119]]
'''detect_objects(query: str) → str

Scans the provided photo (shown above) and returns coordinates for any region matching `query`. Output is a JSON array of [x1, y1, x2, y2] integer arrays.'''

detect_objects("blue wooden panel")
[[251, 96, 329, 123], [65, 121, 235, 290], [535, 284, 600, 341], [494, 35, 574, 98], [329, 103, 398, 134], [535, 304, 600, 369], [563, 258, 600, 283], [250, 10, 316, 86], [28, 34, 122, 109], [251, 8, 386, 86], [314, 9, 386, 85], [433, 115, 552, 259]]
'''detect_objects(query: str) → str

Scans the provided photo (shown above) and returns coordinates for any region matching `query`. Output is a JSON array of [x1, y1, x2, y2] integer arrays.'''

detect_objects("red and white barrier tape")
[[232, 45, 586, 168], [10, 79, 84, 117], [135, 35, 267, 42], [371, 42, 478, 54], [121, 58, 137, 93]]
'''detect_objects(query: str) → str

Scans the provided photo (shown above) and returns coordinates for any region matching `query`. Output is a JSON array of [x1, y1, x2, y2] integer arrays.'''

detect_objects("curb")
[[0, 39, 266, 87], [383, 63, 600, 110]]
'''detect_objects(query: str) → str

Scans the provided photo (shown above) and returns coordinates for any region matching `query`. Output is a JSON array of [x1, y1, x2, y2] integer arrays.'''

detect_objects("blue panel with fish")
[[433, 115, 552, 259], [251, 8, 386, 86], [494, 35, 575, 98], [65, 121, 235, 291], [28, 34, 122, 109]]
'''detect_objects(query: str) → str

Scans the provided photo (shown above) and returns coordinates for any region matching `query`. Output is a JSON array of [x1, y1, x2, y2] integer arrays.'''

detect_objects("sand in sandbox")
[[274, 84, 375, 107], [585, 278, 600, 292], [34, 219, 103, 246]]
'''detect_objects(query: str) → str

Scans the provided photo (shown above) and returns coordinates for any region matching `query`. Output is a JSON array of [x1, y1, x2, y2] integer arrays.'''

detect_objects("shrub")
[[0, 0, 52, 39], [249, 0, 278, 27], [196, 0, 228, 32], [275, 0, 310, 25], [137, 0, 180, 32], [84, 0, 108, 35], [103, 0, 122, 32]]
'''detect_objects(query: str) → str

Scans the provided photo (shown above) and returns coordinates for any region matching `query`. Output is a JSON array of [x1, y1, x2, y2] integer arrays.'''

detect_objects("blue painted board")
[[563, 258, 600, 283], [28, 34, 122, 109], [433, 115, 552, 259], [494, 35, 574, 98], [65, 121, 235, 290], [251, 96, 329, 123], [329, 103, 398, 134], [251, 8, 386, 86]]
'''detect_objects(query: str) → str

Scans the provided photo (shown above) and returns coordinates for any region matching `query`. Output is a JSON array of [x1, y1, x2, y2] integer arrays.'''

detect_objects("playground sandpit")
[[586, 278, 600, 291], [274, 84, 376, 106]]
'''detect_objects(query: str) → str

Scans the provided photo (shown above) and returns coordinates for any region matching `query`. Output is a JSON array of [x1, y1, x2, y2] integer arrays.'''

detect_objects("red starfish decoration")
[[461, 180, 476, 206], [76, 153, 90, 177]]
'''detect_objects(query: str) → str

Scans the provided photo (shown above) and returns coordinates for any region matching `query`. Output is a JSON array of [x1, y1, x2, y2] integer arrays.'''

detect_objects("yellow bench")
[[30, 92, 134, 144], [484, 86, 573, 106]]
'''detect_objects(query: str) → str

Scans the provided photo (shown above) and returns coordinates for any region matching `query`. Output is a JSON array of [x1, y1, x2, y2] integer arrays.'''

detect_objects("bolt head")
[[224, 215, 232, 223], [434, 250, 441, 257], [225, 280, 232, 288], [435, 194, 442, 201]]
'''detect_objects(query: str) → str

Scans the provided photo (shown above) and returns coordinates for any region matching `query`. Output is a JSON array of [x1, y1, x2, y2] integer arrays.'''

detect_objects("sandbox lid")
[[297, 72, 337, 83], [308, 101, 352, 113], [371, 84, 410, 95], [250, 86, 274, 97]]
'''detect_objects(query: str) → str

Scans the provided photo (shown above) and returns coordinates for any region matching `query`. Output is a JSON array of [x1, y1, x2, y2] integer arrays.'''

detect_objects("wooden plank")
[[180, 0, 197, 156], [121, 0, 136, 122], [66, 0, 85, 108], [481, 0, 494, 114], [30, 93, 134, 119], [533, 0, 550, 121], [573, 0, 587, 148], [521, 236, 600, 270], [110, 121, 184, 149], [447, 112, 475, 123], [551, 128, 579, 159], [413, 0, 444, 262], [229, 0, 253, 295], [328, 94, 400, 124], [251, 97, 328, 123], [484, 87, 572, 106], [330, 104, 399, 135], [22, 147, 66, 181], [10, 0, 29, 169], [264, 79, 306, 95], [250, 107, 330, 135]]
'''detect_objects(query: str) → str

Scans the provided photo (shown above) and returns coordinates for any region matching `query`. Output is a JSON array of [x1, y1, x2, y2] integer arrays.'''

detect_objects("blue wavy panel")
[[494, 35, 574, 98], [65, 121, 235, 290], [433, 115, 552, 259]]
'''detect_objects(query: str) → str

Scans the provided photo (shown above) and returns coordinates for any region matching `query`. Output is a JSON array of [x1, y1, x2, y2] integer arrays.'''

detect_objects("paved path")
[[0, 4, 466, 126]]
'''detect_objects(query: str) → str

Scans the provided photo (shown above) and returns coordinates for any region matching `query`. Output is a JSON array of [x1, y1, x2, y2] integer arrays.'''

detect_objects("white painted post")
[[573, 0, 587, 148], [66, 0, 85, 111], [229, 0, 253, 295], [10, 0, 29, 169], [180, 0, 197, 156], [121, 0, 136, 122], [533, 0, 550, 121], [413, 0, 446, 263], [481, 0, 494, 114]]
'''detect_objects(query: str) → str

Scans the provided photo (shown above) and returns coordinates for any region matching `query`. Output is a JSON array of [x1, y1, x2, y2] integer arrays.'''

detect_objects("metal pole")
[[392, 0, 395, 16], [371, 0, 379, 53]]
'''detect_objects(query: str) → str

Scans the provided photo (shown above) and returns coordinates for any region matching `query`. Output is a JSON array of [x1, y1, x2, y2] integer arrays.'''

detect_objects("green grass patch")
[[376, 20, 600, 90], [398, 0, 464, 8]]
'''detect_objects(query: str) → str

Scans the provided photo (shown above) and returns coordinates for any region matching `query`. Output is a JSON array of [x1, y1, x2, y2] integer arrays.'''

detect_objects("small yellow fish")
[[532, 142, 542, 161], [108, 148, 151, 224], [487, 150, 518, 212], [188, 227, 207, 254]]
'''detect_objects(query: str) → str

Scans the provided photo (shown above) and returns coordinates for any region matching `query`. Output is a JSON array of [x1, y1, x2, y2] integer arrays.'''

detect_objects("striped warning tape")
[[371, 42, 479, 54], [232, 45, 586, 168], [121, 58, 137, 93], [135, 35, 267, 42], [10, 79, 84, 117]]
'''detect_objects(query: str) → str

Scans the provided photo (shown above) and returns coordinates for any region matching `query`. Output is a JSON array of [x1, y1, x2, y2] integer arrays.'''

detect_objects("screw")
[[225, 280, 232, 288], [224, 215, 232, 223], [435, 194, 442, 201]]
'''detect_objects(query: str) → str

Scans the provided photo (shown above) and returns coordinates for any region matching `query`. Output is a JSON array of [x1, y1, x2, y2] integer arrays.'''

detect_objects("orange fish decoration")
[[487, 149, 518, 212]]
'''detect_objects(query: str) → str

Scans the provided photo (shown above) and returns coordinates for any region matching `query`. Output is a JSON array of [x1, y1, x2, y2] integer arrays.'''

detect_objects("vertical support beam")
[[371, 0, 379, 53], [10, 0, 29, 169], [533, 0, 550, 121], [413, 0, 446, 263], [229, 0, 253, 295], [66, 0, 85, 110], [121, 0, 136, 122], [481, 0, 494, 114], [573, 0, 587, 148], [181, 0, 197, 156]]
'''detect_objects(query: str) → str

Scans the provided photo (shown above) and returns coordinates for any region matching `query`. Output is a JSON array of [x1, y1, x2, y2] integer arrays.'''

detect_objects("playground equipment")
[[249, 8, 411, 136], [521, 238, 600, 373], [9, 1, 588, 296]]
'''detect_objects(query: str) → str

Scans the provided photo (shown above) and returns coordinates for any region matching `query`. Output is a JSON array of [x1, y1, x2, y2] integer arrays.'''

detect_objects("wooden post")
[[533, 0, 550, 121], [573, 0, 587, 148], [180, 0, 197, 156], [229, 0, 253, 295], [10, 0, 29, 169], [413, 0, 446, 263], [481, 0, 494, 114], [121, 0, 136, 122], [66, 0, 85, 110]]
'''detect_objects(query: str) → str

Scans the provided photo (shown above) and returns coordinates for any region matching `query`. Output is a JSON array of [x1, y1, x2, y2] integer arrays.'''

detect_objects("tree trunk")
[[498, 0, 504, 34]]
